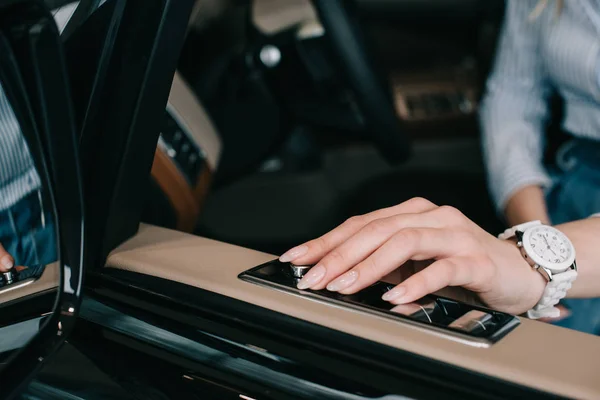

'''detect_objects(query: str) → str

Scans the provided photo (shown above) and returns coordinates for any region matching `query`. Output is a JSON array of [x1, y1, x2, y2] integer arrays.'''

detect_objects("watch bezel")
[[521, 225, 576, 273]]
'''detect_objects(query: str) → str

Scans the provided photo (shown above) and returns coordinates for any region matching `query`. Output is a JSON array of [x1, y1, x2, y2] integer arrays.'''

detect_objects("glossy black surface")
[[0, 291, 55, 331], [71, 0, 196, 271], [75, 268, 561, 400], [239, 260, 520, 345], [0, 1, 85, 397], [77, 296, 393, 400]]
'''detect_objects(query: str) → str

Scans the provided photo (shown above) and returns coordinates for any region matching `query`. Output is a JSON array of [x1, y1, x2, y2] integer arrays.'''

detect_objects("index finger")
[[280, 197, 437, 265], [0, 243, 14, 272]]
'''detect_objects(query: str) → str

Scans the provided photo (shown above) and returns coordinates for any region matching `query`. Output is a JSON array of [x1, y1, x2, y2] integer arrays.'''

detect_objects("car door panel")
[[102, 224, 600, 399]]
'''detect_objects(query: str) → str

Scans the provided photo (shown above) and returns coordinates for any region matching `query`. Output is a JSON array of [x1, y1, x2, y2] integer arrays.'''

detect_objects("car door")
[[0, 1, 85, 398], [6, 1, 600, 399], [62, 2, 600, 399], [68, 1, 600, 399], [0, 0, 196, 397]]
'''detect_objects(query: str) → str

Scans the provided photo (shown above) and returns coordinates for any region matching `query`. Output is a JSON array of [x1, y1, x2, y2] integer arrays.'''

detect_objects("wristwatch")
[[499, 221, 577, 319]]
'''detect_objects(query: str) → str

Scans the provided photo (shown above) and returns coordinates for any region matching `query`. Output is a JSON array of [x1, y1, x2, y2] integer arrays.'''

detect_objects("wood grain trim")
[[192, 161, 212, 217], [150, 149, 212, 233]]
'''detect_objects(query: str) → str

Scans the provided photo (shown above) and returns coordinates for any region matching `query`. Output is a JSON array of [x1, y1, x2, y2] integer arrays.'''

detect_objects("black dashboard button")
[[436, 297, 467, 319]]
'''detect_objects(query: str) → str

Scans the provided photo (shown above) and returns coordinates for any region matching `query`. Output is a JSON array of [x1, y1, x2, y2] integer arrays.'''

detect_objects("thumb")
[[0, 243, 14, 272]]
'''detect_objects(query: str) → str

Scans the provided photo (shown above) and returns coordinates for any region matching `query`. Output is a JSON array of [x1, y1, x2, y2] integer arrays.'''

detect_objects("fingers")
[[324, 228, 464, 294], [383, 257, 475, 305], [280, 197, 437, 265], [0, 243, 14, 272], [304, 211, 444, 290]]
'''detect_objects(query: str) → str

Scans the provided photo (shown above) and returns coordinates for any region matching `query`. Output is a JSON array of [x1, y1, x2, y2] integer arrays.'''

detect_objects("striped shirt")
[[0, 82, 41, 211], [480, 0, 600, 211], [0, 3, 79, 211]]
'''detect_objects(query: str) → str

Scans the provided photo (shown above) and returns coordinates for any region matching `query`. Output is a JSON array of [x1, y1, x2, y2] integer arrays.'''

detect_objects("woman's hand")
[[280, 197, 547, 315], [0, 243, 14, 272]]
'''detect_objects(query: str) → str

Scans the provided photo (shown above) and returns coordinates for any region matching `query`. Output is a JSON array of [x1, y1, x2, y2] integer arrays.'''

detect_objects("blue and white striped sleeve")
[[479, 0, 553, 213]]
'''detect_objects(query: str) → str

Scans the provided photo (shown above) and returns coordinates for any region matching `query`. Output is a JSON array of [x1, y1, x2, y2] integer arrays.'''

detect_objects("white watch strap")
[[498, 220, 541, 240], [526, 269, 578, 319], [498, 221, 577, 319]]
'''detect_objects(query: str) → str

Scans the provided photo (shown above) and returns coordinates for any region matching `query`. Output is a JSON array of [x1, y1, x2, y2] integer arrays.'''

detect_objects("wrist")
[[500, 221, 578, 318], [503, 239, 547, 312], [553, 219, 600, 298]]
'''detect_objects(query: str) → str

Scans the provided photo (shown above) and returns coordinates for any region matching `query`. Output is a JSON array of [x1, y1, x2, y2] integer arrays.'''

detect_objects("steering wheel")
[[311, 0, 410, 163]]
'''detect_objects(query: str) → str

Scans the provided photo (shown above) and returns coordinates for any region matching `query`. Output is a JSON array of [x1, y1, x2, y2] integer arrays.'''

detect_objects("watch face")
[[523, 226, 576, 272]]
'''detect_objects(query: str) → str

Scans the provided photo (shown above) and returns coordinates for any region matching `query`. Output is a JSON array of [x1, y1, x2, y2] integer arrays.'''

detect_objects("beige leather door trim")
[[252, 0, 317, 35], [167, 72, 221, 171], [107, 224, 600, 400]]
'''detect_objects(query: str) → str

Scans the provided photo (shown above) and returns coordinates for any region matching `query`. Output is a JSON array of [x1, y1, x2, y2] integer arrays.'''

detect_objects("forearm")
[[557, 218, 600, 298], [504, 185, 551, 226], [480, 0, 552, 221]]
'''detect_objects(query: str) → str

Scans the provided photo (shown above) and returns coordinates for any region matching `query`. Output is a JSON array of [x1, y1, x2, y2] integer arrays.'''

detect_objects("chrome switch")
[[449, 310, 493, 333], [289, 264, 311, 278], [2, 270, 14, 285], [391, 297, 439, 323]]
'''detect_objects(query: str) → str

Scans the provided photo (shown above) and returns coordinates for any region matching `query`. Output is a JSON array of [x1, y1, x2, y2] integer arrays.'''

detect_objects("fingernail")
[[382, 286, 407, 302], [326, 270, 359, 292], [297, 264, 326, 290], [1, 255, 14, 270], [280, 245, 308, 263]]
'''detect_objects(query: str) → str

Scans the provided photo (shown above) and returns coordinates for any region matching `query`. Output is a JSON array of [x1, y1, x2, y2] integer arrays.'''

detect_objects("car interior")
[[0, 0, 506, 298], [157, 0, 507, 255], [3, 0, 600, 399]]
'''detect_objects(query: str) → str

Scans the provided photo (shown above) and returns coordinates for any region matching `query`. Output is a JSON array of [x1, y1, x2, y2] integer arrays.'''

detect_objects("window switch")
[[391, 297, 441, 323], [448, 310, 493, 334]]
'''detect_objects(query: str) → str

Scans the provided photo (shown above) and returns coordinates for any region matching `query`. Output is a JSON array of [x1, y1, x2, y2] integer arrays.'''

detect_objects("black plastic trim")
[[84, 268, 562, 400], [75, 0, 196, 272]]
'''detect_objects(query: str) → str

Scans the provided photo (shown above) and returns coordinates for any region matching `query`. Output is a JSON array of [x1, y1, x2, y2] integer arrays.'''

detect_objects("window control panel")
[[239, 261, 520, 347], [0, 264, 45, 293], [158, 109, 205, 185]]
